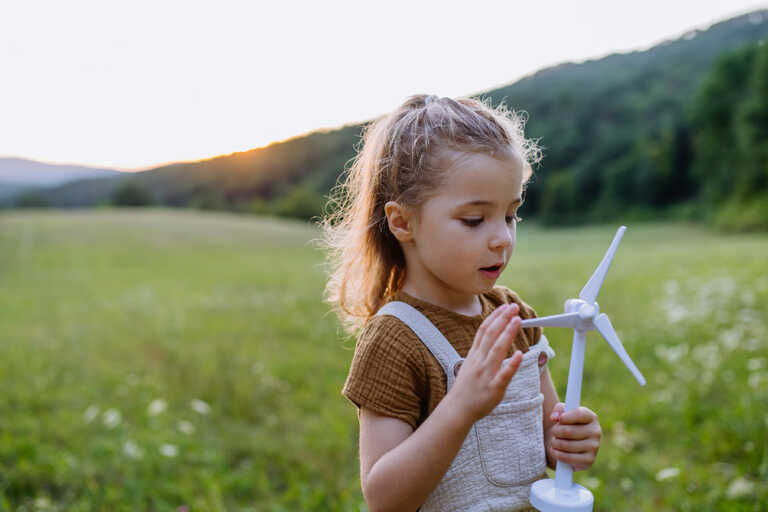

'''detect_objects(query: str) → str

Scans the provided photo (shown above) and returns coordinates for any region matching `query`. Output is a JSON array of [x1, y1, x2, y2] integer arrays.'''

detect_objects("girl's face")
[[404, 148, 524, 305]]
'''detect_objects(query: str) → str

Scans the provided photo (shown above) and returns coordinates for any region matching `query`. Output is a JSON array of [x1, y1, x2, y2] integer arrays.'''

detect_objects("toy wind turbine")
[[520, 226, 646, 512]]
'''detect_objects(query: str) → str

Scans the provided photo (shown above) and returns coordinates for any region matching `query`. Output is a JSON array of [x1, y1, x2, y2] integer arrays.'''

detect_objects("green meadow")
[[0, 208, 766, 511]]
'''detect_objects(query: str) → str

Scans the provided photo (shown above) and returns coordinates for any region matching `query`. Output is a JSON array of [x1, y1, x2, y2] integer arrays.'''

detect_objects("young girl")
[[321, 95, 602, 511]]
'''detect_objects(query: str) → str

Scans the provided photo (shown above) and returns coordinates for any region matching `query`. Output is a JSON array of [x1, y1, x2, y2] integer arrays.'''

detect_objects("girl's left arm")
[[540, 367, 602, 471]]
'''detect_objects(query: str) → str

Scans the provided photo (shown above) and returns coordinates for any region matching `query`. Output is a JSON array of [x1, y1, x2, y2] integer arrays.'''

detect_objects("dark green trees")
[[111, 181, 154, 207]]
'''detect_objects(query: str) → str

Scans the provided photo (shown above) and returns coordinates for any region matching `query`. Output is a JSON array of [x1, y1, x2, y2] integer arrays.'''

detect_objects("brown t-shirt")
[[342, 285, 542, 430]]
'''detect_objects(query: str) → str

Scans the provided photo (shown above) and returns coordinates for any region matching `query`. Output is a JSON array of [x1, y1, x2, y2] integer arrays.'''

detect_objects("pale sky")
[[1, 0, 766, 171]]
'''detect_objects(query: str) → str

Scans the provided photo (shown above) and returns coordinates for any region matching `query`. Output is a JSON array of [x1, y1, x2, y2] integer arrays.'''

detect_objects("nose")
[[489, 220, 514, 251]]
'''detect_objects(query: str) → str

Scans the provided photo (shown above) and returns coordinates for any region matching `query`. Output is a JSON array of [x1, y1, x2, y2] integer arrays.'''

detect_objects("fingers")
[[551, 420, 602, 441], [549, 447, 597, 471], [549, 407, 601, 471], [473, 303, 508, 348], [476, 303, 519, 356], [484, 314, 521, 369], [549, 437, 600, 455], [550, 402, 566, 422], [491, 350, 523, 388], [558, 406, 599, 426]]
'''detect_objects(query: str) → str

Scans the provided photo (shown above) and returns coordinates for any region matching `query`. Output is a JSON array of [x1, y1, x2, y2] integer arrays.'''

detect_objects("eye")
[[460, 217, 483, 227]]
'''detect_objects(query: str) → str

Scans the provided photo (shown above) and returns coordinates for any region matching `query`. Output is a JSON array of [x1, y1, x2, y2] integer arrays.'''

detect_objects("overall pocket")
[[474, 393, 546, 487]]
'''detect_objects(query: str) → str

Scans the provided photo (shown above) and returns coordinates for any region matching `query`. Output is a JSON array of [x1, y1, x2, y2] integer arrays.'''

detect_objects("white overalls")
[[376, 301, 555, 512]]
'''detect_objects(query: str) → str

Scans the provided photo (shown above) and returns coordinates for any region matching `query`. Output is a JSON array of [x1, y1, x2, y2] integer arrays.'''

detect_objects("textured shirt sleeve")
[[341, 315, 426, 430]]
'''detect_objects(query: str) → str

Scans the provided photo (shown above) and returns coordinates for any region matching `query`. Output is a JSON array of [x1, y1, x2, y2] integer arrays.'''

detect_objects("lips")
[[479, 262, 504, 279]]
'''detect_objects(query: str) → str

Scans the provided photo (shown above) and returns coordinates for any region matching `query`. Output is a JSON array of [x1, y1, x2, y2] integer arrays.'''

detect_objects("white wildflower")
[[748, 373, 763, 389], [693, 343, 719, 370], [666, 305, 689, 323], [611, 421, 635, 452], [177, 420, 195, 435], [620, 478, 633, 491], [102, 409, 122, 429], [747, 358, 765, 372], [726, 477, 755, 498], [655, 467, 680, 481], [159, 443, 179, 457], [34, 496, 51, 509], [739, 309, 759, 325], [719, 328, 742, 351], [190, 399, 211, 415], [651, 388, 674, 404], [123, 440, 143, 459], [83, 405, 99, 423], [655, 344, 688, 364], [582, 476, 601, 489], [147, 399, 167, 416]]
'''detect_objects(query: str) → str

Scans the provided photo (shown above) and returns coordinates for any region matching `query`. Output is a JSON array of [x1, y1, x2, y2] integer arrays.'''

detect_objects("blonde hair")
[[319, 94, 541, 335]]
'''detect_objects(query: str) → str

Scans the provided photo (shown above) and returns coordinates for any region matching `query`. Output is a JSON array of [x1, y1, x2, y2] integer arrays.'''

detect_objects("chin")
[[477, 282, 497, 293]]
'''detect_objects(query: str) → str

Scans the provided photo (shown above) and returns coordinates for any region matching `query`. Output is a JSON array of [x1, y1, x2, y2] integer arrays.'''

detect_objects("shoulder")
[[354, 311, 428, 371], [485, 285, 541, 345], [358, 311, 423, 347]]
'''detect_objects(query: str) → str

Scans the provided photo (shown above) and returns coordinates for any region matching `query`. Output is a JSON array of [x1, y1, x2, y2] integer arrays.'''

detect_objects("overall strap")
[[375, 301, 463, 390]]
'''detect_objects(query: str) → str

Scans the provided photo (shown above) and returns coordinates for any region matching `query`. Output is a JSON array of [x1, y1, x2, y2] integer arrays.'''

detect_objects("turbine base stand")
[[530, 478, 593, 512]]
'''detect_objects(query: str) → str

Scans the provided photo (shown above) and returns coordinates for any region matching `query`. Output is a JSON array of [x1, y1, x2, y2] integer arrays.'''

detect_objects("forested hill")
[[481, 9, 768, 228], [9, 9, 768, 230]]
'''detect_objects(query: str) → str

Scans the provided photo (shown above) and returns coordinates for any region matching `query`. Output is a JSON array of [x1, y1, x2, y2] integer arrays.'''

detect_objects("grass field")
[[0, 208, 766, 511]]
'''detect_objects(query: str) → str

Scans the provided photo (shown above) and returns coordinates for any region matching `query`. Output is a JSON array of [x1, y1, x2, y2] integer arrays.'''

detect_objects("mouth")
[[479, 263, 504, 278]]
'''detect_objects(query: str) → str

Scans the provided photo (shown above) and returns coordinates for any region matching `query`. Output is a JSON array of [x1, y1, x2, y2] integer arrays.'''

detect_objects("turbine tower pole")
[[554, 328, 587, 490]]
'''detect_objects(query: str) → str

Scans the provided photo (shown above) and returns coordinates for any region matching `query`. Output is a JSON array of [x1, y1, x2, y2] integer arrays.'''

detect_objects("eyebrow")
[[456, 198, 523, 208]]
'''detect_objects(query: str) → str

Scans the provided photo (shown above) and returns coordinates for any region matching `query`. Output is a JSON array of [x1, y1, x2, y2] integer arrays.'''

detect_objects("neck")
[[401, 279, 482, 316]]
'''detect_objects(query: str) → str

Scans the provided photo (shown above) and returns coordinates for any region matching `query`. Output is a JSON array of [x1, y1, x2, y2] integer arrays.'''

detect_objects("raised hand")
[[448, 303, 523, 424]]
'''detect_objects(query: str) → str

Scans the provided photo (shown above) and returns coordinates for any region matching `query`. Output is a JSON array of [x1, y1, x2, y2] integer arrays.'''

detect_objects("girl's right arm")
[[359, 303, 523, 512]]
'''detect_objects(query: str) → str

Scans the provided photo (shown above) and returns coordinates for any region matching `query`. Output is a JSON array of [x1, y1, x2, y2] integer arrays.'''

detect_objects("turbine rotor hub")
[[565, 299, 600, 325], [578, 302, 599, 319]]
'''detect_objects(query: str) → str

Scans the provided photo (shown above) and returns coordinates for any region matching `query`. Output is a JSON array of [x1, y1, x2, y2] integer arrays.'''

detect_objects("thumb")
[[551, 402, 565, 422]]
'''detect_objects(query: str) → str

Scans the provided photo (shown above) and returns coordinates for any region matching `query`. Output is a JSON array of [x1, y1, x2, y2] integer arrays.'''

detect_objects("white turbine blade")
[[520, 312, 582, 329], [579, 226, 626, 303], [593, 313, 646, 386]]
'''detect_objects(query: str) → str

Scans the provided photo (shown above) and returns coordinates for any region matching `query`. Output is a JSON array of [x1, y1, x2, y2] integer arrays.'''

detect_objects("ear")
[[384, 201, 415, 242]]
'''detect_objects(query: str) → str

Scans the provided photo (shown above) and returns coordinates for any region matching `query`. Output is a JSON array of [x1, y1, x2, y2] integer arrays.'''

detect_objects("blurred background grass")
[[0, 209, 766, 511]]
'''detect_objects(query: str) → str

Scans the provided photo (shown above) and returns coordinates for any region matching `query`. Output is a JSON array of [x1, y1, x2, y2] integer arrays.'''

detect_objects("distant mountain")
[[0, 157, 123, 186], [0, 157, 125, 201], [0, 182, 35, 200], [8, 9, 768, 226]]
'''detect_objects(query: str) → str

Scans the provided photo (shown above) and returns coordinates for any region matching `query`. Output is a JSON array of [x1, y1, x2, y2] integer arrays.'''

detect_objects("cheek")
[[436, 225, 476, 258]]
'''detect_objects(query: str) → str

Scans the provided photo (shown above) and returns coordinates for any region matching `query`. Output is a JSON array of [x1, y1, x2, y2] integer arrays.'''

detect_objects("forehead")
[[432, 149, 524, 207]]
